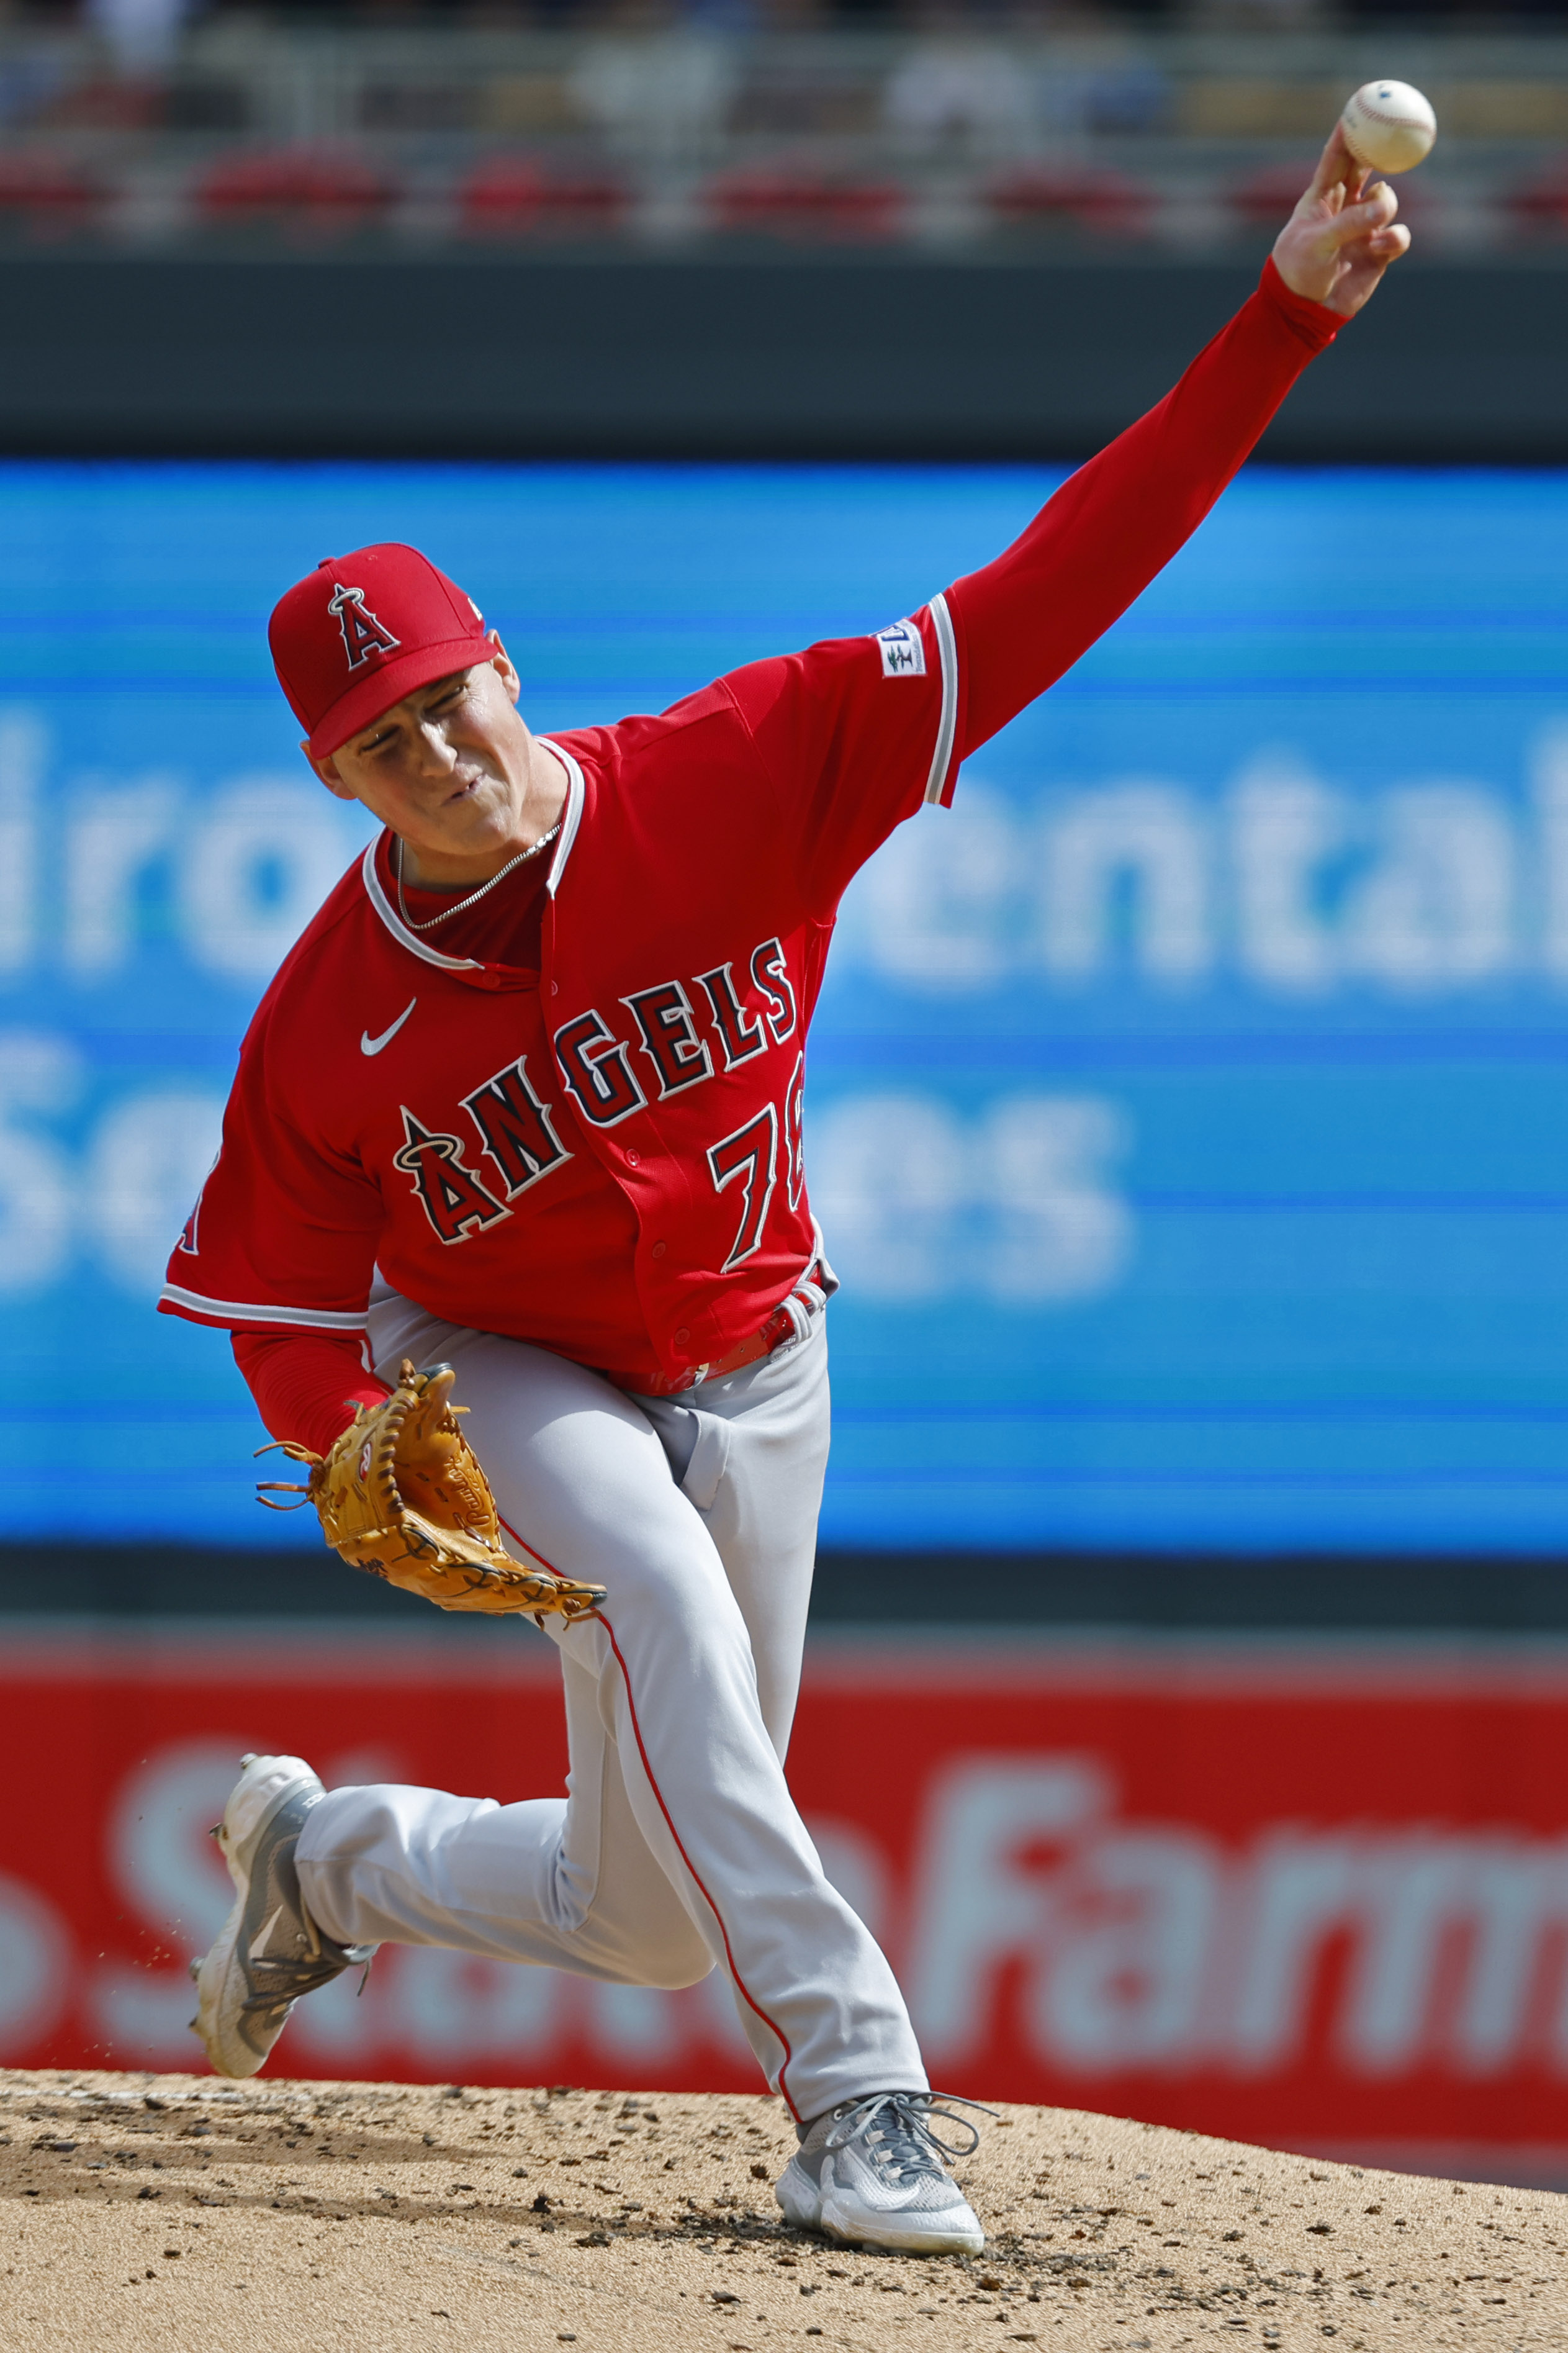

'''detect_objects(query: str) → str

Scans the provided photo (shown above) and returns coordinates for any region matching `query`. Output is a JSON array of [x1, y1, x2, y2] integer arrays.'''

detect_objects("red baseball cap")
[[269, 541, 493, 761]]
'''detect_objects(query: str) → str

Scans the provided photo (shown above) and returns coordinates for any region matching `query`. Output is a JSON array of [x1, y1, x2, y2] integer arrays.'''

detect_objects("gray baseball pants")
[[294, 1288, 927, 2125]]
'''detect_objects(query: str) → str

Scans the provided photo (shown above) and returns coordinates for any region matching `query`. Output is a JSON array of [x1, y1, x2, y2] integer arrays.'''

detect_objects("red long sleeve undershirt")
[[946, 257, 1341, 761], [233, 258, 1341, 1463], [235, 1327, 389, 1461]]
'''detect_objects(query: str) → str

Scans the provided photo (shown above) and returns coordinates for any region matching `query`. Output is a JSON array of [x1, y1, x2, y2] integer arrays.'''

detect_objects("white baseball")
[[1341, 80, 1436, 174]]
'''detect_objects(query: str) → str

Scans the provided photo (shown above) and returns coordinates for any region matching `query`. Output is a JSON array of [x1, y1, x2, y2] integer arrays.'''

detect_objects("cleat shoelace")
[[235, 1897, 375, 2021], [822, 2092, 993, 2186], [240, 1949, 371, 2018]]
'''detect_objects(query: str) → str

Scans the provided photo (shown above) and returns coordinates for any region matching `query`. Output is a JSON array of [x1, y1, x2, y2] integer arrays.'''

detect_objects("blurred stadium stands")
[[0, 14, 1564, 258], [0, 16, 1558, 457]]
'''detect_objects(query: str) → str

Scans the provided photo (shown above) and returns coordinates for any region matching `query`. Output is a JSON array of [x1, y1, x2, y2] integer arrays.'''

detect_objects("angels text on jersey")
[[394, 933, 801, 1263]]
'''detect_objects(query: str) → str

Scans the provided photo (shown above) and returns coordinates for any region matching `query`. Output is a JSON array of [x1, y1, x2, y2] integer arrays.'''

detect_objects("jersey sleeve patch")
[[874, 619, 926, 679]]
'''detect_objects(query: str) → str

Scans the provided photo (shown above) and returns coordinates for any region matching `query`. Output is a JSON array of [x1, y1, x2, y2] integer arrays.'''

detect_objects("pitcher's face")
[[312, 641, 533, 872]]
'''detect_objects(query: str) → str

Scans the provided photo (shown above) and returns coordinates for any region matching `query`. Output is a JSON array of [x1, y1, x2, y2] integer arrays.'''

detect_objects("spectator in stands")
[[885, 29, 1035, 151], [88, 0, 197, 77]]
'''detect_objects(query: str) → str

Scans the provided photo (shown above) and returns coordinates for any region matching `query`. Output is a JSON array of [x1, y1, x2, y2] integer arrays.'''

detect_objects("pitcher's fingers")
[[1364, 222, 1412, 260], [1330, 178, 1399, 243], [1336, 209, 1407, 251], [1305, 122, 1361, 202], [1334, 224, 1412, 295], [1337, 220, 1410, 261]]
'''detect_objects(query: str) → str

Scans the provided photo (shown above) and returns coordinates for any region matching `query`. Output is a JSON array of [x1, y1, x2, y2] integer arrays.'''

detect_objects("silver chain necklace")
[[395, 824, 561, 934]]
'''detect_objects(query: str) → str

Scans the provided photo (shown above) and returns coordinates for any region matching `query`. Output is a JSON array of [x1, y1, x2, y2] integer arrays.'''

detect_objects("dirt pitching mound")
[[2, 2069, 1563, 2350]]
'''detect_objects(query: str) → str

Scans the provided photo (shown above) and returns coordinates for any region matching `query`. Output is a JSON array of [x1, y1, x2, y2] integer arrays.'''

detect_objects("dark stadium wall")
[[3, 1544, 1567, 1632], [0, 249, 1564, 462]]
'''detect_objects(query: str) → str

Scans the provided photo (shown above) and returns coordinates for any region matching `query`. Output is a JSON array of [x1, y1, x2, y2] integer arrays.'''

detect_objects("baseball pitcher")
[[163, 137, 1406, 2255]]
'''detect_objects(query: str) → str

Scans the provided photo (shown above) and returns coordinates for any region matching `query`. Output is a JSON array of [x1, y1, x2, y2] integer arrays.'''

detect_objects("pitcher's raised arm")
[[950, 131, 1407, 762]]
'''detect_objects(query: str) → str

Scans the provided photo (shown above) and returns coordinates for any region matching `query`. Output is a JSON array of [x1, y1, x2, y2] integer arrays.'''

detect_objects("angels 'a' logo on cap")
[[328, 582, 402, 672]]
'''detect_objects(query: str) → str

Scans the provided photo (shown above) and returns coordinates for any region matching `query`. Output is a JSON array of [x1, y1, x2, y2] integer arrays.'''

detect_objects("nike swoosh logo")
[[249, 1905, 286, 1960], [361, 998, 417, 1056]]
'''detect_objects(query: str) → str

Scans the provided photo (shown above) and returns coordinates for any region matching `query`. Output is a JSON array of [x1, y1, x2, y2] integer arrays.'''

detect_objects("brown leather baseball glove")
[[258, 1358, 605, 1619]]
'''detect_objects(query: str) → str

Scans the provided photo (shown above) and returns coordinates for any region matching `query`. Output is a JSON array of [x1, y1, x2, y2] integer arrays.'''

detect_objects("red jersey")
[[160, 630, 948, 1389], [160, 261, 1341, 1438]]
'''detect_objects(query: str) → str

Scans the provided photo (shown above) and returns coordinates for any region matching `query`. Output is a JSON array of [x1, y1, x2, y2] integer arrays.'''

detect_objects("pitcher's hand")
[[1273, 126, 1410, 317]]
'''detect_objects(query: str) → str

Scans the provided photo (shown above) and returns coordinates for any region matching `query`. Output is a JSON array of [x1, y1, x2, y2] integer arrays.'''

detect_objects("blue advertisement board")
[[6, 459, 1568, 1553]]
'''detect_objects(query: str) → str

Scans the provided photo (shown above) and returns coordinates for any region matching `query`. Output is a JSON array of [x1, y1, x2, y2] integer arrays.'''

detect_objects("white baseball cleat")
[[189, 1752, 376, 2079], [775, 2091, 986, 2254]]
